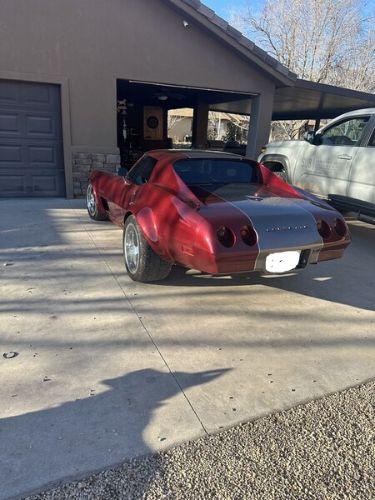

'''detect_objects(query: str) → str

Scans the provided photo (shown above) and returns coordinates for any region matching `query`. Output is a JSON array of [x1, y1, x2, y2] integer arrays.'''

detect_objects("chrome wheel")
[[124, 223, 140, 274], [86, 184, 96, 215]]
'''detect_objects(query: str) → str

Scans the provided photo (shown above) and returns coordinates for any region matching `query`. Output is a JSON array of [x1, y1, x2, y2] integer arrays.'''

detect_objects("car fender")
[[89, 173, 108, 214], [135, 207, 158, 243]]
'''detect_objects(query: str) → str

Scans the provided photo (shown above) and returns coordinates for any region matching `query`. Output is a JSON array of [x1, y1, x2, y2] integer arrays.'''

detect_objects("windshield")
[[173, 159, 259, 186]]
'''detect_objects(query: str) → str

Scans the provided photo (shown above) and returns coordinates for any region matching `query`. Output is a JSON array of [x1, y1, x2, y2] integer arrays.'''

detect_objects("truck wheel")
[[264, 162, 288, 182], [123, 215, 172, 282], [86, 183, 108, 221], [276, 170, 288, 182]]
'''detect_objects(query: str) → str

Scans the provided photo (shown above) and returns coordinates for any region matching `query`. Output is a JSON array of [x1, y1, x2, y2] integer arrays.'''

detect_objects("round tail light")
[[317, 220, 331, 239], [240, 225, 258, 246], [334, 218, 347, 238], [217, 226, 235, 247]]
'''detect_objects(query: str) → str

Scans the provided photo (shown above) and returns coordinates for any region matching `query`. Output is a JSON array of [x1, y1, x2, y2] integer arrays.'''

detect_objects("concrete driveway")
[[1, 198, 374, 499]]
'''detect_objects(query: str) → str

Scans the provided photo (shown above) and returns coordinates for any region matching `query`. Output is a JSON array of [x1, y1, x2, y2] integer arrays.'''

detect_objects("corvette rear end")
[[186, 182, 350, 275], [169, 156, 350, 276]]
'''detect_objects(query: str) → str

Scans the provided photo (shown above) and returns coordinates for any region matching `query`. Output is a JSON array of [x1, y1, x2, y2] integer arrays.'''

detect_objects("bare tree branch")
[[231, 0, 374, 139]]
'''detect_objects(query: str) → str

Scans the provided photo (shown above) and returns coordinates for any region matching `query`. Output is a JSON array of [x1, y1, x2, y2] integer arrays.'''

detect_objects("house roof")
[[165, 0, 297, 86]]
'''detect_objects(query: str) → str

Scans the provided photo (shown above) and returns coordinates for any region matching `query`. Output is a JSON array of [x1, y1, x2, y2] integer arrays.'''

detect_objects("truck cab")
[[259, 108, 375, 219]]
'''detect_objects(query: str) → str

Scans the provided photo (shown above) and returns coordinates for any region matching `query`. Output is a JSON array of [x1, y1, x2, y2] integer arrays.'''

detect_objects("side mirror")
[[304, 131, 316, 144], [304, 131, 322, 146]]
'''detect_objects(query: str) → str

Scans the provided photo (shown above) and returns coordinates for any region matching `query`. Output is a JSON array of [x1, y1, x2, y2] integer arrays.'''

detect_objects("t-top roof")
[[149, 149, 243, 160]]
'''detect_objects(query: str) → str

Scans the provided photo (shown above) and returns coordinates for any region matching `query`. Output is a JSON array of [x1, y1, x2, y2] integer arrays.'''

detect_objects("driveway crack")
[[75, 207, 208, 435]]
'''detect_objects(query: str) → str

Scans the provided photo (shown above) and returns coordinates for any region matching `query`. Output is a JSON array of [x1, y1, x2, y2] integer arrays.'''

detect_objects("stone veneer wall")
[[72, 152, 121, 197]]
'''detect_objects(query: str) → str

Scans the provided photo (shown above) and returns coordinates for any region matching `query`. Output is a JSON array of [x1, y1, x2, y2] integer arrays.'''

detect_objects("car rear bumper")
[[187, 238, 350, 275]]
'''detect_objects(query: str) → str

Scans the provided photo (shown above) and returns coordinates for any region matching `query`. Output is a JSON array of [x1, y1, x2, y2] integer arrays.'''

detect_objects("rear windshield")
[[173, 159, 258, 186]]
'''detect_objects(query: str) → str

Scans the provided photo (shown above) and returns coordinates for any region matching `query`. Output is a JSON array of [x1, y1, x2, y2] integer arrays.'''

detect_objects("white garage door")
[[0, 80, 65, 197]]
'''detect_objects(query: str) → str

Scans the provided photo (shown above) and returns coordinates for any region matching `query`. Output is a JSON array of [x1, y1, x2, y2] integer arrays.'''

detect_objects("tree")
[[233, 0, 374, 90], [231, 0, 375, 139]]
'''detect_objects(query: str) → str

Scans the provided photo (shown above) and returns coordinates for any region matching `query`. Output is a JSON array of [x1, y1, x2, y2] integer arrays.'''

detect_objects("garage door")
[[0, 80, 65, 197]]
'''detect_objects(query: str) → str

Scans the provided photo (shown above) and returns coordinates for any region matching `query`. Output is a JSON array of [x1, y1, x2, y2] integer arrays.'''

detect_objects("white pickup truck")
[[259, 108, 375, 220]]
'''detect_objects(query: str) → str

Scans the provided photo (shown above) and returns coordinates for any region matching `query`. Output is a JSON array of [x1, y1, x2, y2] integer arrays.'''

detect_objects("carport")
[[273, 79, 375, 129]]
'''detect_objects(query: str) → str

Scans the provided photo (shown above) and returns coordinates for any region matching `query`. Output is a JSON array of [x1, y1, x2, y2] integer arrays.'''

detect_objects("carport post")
[[192, 102, 209, 149], [314, 119, 321, 132], [246, 94, 274, 159]]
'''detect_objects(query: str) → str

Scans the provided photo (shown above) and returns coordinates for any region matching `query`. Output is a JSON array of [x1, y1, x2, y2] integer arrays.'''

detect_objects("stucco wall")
[[0, 0, 276, 196]]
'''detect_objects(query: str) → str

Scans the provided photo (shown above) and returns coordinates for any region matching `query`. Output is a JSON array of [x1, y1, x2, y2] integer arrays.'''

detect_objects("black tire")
[[264, 162, 288, 182], [123, 215, 172, 282], [274, 169, 287, 182], [86, 183, 107, 221]]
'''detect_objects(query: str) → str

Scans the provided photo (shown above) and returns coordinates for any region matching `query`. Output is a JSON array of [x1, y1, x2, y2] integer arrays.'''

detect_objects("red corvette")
[[87, 150, 350, 282]]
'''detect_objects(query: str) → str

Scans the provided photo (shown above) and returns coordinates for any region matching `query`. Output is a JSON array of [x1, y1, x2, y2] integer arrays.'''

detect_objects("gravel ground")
[[29, 381, 374, 500]]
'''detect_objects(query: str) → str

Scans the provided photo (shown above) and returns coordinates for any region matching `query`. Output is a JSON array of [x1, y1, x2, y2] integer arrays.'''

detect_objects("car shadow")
[[0, 368, 228, 499], [154, 222, 375, 312]]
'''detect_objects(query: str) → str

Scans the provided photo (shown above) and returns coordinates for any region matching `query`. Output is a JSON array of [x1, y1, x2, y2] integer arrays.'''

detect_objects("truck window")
[[320, 116, 370, 146]]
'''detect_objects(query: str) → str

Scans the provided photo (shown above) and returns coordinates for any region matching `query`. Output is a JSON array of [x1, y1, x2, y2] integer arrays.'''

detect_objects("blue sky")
[[205, 0, 374, 20], [203, 0, 249, 20]]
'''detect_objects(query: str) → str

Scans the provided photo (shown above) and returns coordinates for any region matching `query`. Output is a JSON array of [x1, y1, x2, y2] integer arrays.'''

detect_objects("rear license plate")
[[265, 251, 301, 273]]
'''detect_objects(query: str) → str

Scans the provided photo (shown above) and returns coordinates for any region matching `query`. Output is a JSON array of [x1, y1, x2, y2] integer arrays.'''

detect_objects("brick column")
[[72, 152, 121, 197]]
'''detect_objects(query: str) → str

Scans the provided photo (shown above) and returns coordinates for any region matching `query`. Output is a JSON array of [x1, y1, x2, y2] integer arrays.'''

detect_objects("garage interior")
[[116, 79, 257, 170]]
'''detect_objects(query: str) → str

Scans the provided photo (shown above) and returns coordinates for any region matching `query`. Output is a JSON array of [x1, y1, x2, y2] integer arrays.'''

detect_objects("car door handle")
[[337, 155, 352, 160]]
